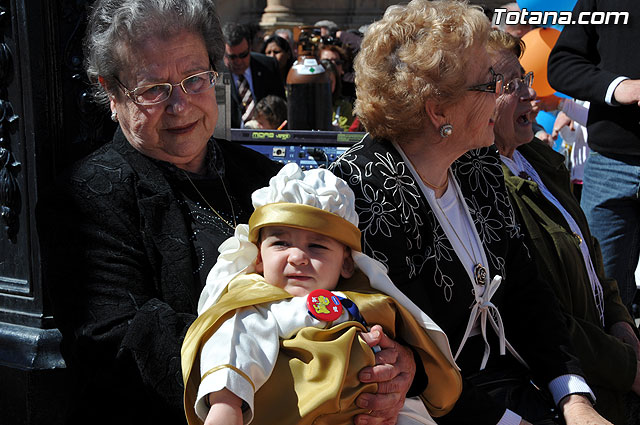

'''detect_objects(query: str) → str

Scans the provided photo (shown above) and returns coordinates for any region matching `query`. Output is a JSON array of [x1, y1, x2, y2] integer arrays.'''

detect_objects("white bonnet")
[[252, 162, 359, 227], [248, 163, 361, 251]]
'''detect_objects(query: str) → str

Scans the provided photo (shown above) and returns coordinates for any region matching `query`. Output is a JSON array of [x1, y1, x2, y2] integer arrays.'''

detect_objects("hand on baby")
[[354, 325, 416, 425]]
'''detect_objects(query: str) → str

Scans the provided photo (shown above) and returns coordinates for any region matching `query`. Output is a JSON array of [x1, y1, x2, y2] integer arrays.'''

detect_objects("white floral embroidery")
[[467, 196, 503, 245], [358, 185, 399, 238], [456, 149, 502, 197], [375, 152, 424, 249], [330, 139, 524, 305]]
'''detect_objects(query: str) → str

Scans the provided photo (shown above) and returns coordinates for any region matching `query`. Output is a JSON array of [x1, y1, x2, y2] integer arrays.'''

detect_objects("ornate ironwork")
[[0, 143, 20, 243], [0, 2, 19, 243], [60, 0, 115, 164]]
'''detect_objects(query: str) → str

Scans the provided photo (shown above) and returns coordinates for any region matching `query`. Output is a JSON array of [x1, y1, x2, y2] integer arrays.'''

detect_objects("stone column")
[[259, 0, 401, 31], [260, 0, 302, 28]]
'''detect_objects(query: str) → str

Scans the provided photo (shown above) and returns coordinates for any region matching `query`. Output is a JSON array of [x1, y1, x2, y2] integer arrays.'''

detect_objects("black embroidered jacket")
[[331, 136, 584, 423]]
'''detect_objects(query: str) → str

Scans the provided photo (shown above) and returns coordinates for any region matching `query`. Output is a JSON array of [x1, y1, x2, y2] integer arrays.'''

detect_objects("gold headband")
[[248, 203, 362, 252]]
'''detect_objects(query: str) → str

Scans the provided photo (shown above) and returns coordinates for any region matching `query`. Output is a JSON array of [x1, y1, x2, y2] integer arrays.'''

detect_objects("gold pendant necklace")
[[433, 171, 487, 287], [182, 167, 237, 231]]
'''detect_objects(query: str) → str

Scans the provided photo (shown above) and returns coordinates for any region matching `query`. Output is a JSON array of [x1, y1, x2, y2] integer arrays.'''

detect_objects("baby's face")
[[255, 226, 354, 297]]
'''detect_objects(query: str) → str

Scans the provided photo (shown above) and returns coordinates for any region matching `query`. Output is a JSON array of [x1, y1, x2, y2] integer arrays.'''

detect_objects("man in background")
[[548, 0, 640, 317], [223, 23, 285, 128]]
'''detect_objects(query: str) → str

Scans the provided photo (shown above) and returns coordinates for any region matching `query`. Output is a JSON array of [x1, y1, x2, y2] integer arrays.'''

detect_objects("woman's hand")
[[560, 394, 613, 425], [354, 325, 416, 424]]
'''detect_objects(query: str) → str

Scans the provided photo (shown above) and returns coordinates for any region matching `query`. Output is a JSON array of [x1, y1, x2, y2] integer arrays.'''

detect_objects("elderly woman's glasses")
[[467, 67, 504, 96], [115, 70, 219, 105], [504, 72, 534, 95]]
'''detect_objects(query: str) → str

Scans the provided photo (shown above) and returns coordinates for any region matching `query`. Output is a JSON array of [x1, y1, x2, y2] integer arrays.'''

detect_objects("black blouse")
[[155, 141, 250, 287]]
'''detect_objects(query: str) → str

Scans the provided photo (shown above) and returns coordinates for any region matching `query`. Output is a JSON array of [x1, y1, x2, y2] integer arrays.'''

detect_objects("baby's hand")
[[204, 389, 244, 425]]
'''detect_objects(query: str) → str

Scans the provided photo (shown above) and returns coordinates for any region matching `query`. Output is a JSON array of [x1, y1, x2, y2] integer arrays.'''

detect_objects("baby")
[[182, 163, 461, 425]]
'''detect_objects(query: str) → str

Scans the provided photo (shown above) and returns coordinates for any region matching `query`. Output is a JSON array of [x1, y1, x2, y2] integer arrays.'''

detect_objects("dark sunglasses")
[[467, 67, 505, 96], [225, 50, 250, 60]]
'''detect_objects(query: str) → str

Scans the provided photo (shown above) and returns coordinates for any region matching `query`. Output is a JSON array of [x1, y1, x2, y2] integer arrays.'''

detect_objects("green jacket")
[[502, 139, 636, 422]]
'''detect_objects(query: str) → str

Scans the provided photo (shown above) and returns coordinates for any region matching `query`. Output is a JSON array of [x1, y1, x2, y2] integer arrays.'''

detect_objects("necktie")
[[237, 75, 254, 123]]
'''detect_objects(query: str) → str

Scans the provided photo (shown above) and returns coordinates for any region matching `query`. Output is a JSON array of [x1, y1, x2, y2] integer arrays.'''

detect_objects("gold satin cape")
[[182, 271, 462, 425]]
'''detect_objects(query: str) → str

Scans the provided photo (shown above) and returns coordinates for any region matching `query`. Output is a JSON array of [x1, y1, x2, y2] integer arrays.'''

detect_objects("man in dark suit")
[[222, 23, 285, 128], [548, 0, 640, 315]]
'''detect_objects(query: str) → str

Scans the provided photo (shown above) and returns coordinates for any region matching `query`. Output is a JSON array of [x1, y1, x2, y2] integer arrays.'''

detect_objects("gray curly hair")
[[84, 0, 224, 107]]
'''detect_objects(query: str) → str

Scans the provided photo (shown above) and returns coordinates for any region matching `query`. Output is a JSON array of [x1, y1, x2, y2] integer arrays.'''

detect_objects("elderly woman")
[[40, 1, 415, 424], [38, 1, 283, 424], [489, 30, 640, 424], [331, 1, 612, 424]]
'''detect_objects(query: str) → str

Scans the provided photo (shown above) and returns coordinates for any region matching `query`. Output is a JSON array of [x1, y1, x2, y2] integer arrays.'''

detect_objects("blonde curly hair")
[[354, 0, 491, 143]]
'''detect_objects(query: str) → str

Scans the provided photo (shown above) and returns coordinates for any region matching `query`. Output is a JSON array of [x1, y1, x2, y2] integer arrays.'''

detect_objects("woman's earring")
[[439, 123, 453, 138], [111, 111, 118, 122]]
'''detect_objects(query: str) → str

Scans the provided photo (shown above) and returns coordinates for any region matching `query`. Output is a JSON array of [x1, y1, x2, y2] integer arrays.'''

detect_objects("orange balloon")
[[520, 28, 561, 98]]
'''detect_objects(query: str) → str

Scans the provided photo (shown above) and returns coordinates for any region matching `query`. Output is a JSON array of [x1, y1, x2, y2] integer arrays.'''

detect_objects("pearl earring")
[[111, 111, 118, 122], [439, 123, 453, 138]]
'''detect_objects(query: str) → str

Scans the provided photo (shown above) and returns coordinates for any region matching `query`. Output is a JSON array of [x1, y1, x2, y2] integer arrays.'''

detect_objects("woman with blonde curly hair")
[[332, 1, 611, 424]]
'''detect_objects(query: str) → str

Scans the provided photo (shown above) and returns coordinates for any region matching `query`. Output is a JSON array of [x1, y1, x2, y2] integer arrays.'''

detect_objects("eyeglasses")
[[504, 71, 534, 95], [467, 67, 504, 96], [224, 50, 250, 60], [115, 70, 218, 105]]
